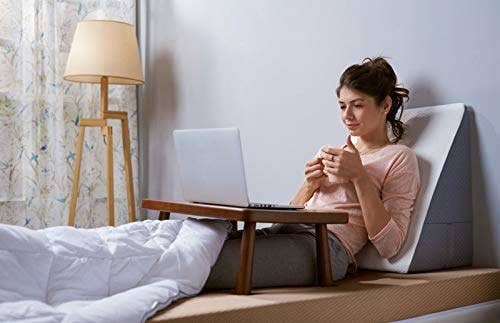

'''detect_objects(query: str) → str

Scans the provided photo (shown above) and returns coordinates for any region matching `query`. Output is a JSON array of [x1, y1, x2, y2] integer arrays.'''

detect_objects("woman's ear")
[[383, 95, 392, 115]]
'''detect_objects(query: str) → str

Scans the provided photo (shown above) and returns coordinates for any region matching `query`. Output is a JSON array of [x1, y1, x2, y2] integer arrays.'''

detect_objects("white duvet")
[[0, 218, 231, 323]]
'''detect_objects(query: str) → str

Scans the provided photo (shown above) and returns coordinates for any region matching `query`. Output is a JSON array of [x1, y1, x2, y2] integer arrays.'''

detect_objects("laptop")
[[173, 127, 304, 210]]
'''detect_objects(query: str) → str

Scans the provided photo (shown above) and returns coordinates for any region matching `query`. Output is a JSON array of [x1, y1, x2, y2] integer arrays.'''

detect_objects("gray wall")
[[138, 0, 500, 267]]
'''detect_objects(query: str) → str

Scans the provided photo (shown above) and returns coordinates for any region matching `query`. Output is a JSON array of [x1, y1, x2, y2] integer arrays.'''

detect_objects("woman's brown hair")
[[335, 57, 409, 143]]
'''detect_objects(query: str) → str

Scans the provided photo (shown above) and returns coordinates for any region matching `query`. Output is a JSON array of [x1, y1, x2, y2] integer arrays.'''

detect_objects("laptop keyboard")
[[249, 202, 280, 208], [248, 202, 304, 210]]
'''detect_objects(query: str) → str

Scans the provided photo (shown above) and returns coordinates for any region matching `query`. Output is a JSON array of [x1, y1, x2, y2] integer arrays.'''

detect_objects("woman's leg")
[[204, 223, 349, 289]]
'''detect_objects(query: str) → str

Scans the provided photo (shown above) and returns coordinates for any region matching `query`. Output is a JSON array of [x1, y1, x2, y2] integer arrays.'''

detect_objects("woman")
[[204, 57, 421, 289]]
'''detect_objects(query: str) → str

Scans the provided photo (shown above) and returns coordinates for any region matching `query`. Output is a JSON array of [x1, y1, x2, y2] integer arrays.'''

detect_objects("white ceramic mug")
[[317, 145, 349, 184]]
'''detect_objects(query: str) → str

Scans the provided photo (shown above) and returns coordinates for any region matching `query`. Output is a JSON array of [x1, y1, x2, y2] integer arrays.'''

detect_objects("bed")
[[149, 103, 499, 322]]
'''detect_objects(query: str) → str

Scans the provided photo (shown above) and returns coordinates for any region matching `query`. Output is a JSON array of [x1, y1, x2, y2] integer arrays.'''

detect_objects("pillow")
[[355, 103, 472, 273]]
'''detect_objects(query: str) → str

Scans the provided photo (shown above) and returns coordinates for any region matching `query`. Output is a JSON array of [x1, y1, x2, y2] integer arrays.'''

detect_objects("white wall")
[[138, 0, 500, 267]]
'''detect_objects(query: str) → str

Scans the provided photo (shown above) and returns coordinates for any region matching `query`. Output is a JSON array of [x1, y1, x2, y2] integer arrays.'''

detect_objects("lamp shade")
[[64, 20, 144, 85]]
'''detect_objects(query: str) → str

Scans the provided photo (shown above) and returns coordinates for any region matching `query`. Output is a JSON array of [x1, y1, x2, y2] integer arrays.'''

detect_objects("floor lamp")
[[64, 20, 144, 226]]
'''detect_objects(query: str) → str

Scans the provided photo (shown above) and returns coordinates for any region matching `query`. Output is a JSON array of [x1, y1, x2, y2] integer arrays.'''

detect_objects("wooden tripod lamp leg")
[[121, 115, 136, 222], [68, 125, 86, 226], [105, 126, 115, 226]]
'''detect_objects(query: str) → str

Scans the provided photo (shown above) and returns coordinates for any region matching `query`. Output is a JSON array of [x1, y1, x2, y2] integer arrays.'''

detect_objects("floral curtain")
[[0, 0, 139, 228]]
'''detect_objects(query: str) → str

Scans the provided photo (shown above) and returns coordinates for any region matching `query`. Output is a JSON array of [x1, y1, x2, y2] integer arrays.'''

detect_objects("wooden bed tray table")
[[141, 199, 348, 295]]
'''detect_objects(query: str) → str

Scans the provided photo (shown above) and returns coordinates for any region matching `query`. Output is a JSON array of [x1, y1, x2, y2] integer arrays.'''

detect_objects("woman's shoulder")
[[383, 144, 419, 172], [363, 143, 420, 186], [369, 143, 416, 160], [385, 143, 416, 156]]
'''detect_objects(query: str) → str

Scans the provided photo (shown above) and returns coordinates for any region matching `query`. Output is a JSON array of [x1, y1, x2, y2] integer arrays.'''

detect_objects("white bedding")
[[0, 218, 231, 322]]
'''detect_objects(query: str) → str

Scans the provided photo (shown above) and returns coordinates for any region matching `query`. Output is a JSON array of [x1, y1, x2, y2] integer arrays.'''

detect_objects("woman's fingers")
[[321, 146, 344, 155], [306, 169, 323, 179], [319, 151, 342, 161], [305, 157, 322, 167], [321, 159, 338, 168], [323, 164, 341, 175], [319, 152, 331, 160], [305, 163, 322, 174]]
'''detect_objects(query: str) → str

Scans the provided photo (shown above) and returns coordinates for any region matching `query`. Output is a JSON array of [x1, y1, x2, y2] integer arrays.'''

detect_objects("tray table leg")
[[159, 211, 170, 220], [230, 220, 238, 231], [235, 221, 256, 294], [315, 224, 334, 286]]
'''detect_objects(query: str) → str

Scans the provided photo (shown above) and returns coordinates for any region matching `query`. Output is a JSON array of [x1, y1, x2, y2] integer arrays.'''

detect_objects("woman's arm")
[[321, 137, 420, 258], [352, 175, 391, 237], [290, 182, 317, 206], [320, 137, 390, 236]]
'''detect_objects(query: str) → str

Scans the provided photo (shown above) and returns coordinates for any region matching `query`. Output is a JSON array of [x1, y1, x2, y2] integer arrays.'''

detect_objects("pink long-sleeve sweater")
[[305, 144, 420, 273]]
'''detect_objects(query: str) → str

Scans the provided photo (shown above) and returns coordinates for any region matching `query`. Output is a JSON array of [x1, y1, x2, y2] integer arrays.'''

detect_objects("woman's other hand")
[[290, 156, 325, 206], [304, 157, 324, 191], [320, 135, 368, 184]]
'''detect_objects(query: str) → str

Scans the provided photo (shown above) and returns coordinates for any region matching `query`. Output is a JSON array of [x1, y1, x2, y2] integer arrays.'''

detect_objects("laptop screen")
[[173, 127, 251, 207]]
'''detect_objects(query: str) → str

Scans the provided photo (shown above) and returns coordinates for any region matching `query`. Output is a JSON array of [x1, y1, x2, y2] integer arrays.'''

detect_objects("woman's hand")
[[319, 135, 368, 184], [303, 157, 325, 192], [290, 156, 325, 206], [304, 157, 324, 192]]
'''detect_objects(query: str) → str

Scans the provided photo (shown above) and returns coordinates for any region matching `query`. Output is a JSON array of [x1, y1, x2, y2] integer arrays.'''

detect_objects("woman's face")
[[338, 86, 390, 138]]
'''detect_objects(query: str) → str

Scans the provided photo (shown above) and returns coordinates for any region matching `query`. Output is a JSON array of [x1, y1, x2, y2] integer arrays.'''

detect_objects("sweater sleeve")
[[368, 149, 421, 259]]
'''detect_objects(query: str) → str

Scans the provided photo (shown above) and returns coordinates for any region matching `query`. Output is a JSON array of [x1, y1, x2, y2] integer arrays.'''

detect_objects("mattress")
[[395, 299, 500, 322], [148, 267, 499, 322]]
